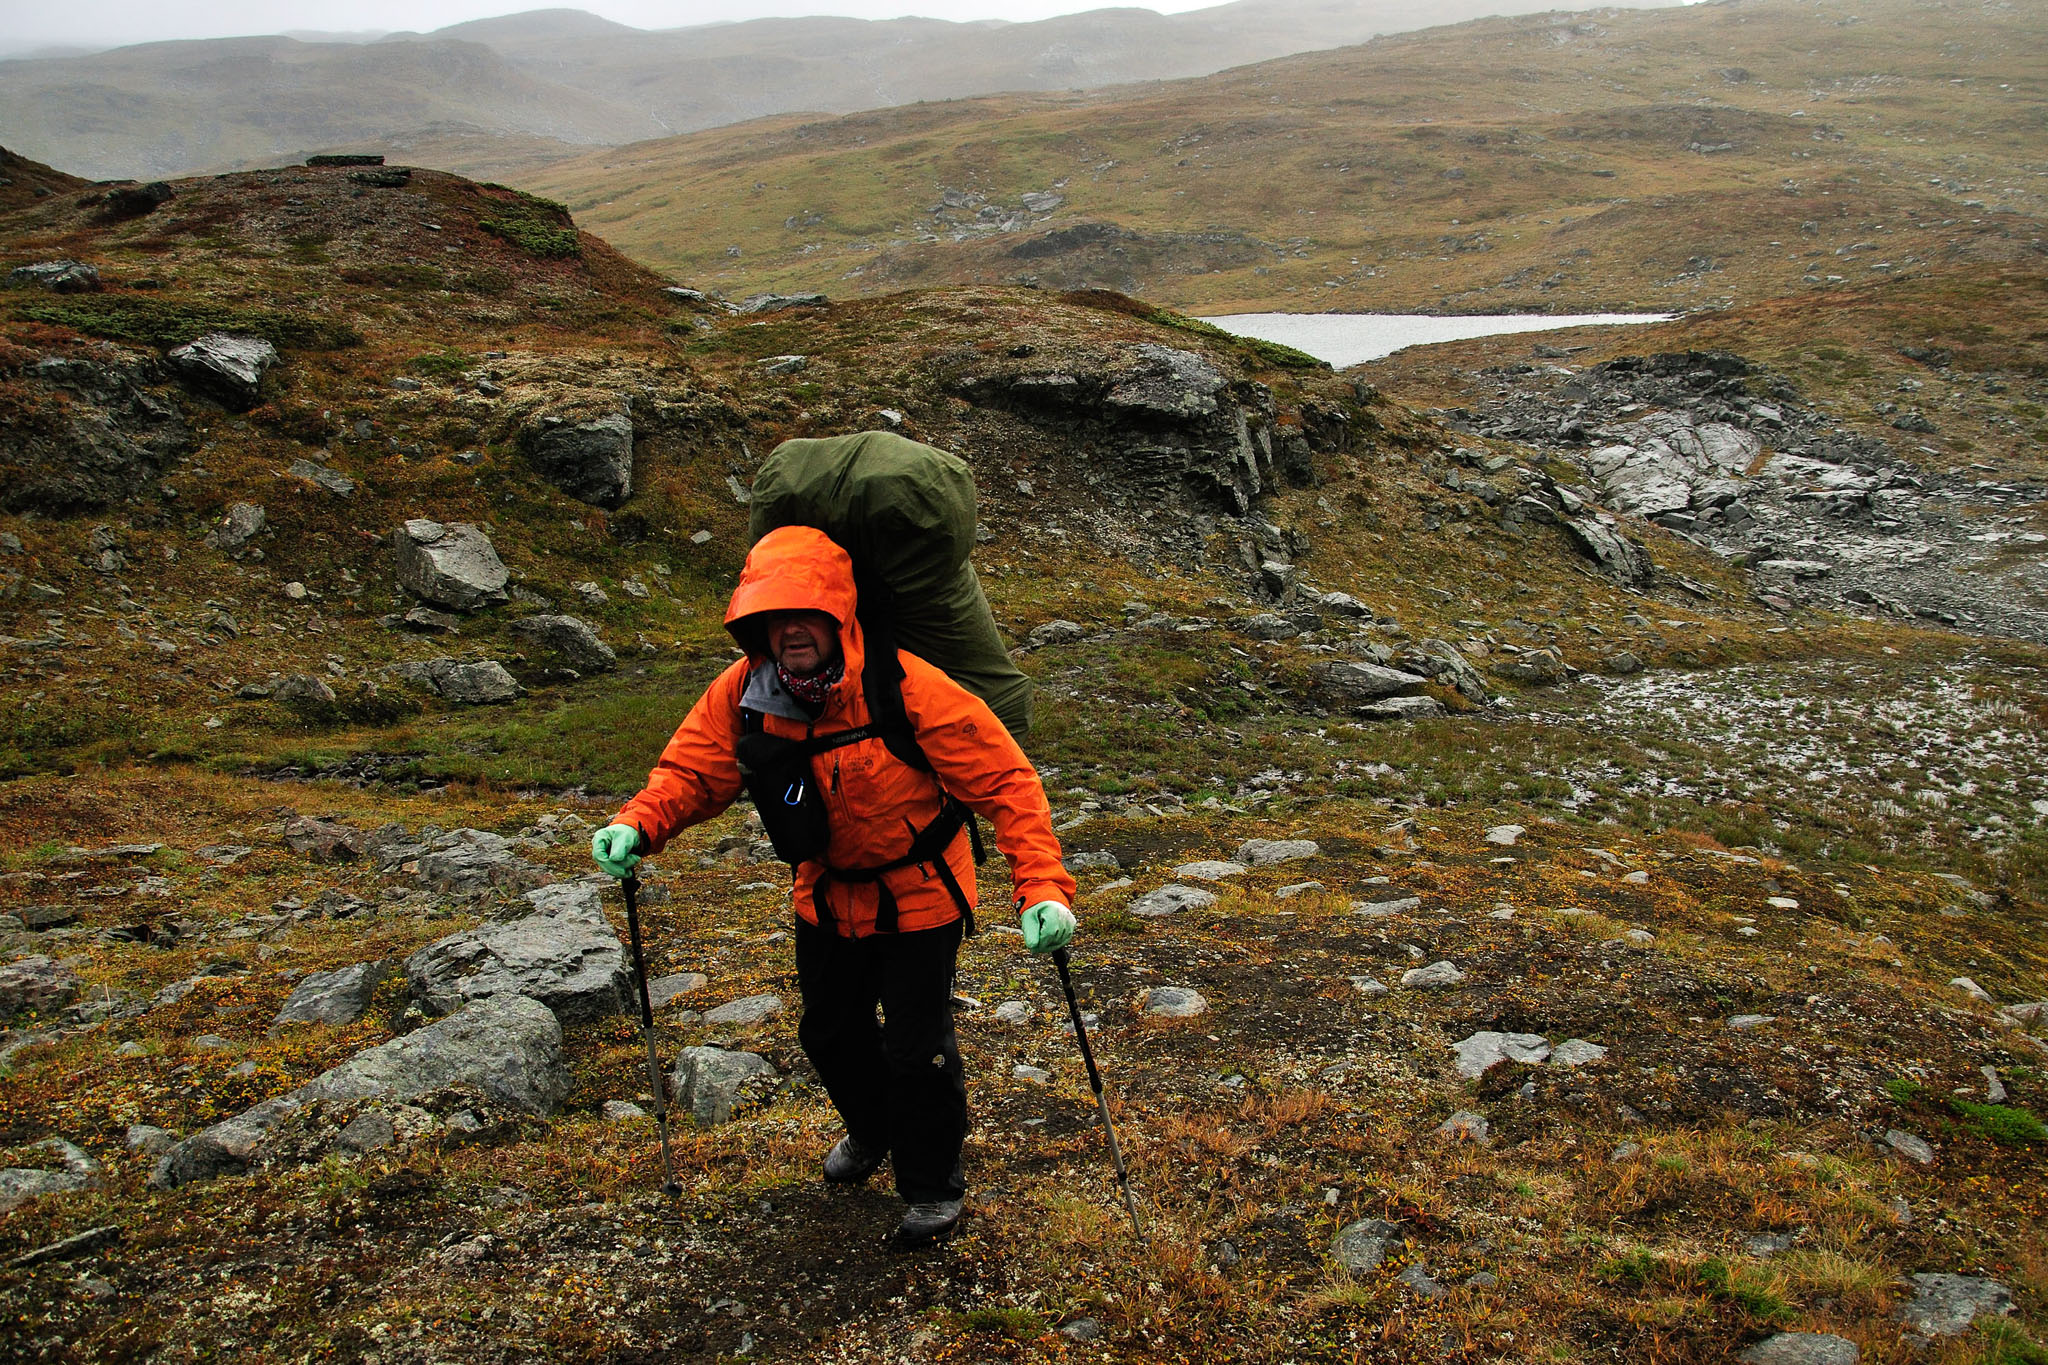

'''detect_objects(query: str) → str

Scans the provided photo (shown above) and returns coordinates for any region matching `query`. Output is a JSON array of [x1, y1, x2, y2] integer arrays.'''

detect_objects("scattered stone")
[[1727, 1014, 1775, 1031], [992, 1000, 1034, 1025], [1012, 1064, 1053, 1083], [1493, 647, 1568, 685], [1239, 612, 1299, 641], [1548, 1038, 1608, 1068], [1401, 961, 1465, 989], [1275, 881, 1323, 899], [761, 355, 809, 376], [1745, 1232, 1796, 1258], [282, 816, 364, 863], [1354, 896, 1422, 917], [647, 972, 708, 1008], [1236, 839, 1318, 865], [739, 293, 828, 314], [1897, 1272, 2011, 1337], [1127, 885, 1216, 917], [1397, 1264, 1448, 1299], [382, 657, 523, 705], [1484, 824, 1525, 846], [1349, 975, 1389, 998], [9, 260, 101, 293], [338, 1110, 396, 1153], [1449, 1031, 1549, 1079], [407, 881, 629, 1023], [1465, 1271, 1498, 1289], [1884, 1129, 1936, 1165], [0, 955, 80, 1018], [6, 1224, 121, 1269], [1058, 1317, 1101, 1342], [670, 1046, 778, 1125], [1738, 1333, 1859, 1365], [1142, 986, 1208, 1018], [1330, 1218, 1403, 1272], [1611, 1142, 1641, 1161], [152, 995, 568, 1188], [1982, 1066, 2007, 1104], [125, 1124, 173, 1156], [507, 614, 618, 674], [272, 960, 392, 1028], [413, 829, 549, 896], [288, 458, 356, 497], [1027, 619, 1088, 648], [206, 502, 266, 551], [1437, 1109, 1490, 1143], [1357, 696, 1448, 720], [1312, 660, 1430, 707], [0, 1138, 101, 1211], [1174, 860, 1247, 881], [602, 1100, 648, 1122], [702, 994, 783, 1027], [166, 334, 277, 410], [1949, 976, 1996, 1005], [390, 519, 510, 612], [270, 673, 337, 705]]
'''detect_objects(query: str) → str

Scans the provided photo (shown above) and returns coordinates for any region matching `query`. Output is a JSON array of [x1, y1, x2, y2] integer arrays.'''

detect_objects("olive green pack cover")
[[748, 430, 1033, 737]]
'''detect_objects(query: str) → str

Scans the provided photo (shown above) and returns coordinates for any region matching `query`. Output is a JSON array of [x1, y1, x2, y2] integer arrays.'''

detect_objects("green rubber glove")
[[591, 823, 644, 879], [1020, 900, 1077, 955]]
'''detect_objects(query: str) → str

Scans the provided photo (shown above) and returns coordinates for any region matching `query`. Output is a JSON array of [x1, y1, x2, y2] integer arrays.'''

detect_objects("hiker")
[[589, 524, 1077, 1244]]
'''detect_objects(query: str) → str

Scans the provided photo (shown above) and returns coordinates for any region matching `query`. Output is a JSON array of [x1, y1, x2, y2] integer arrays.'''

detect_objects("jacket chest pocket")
[[826, 737, 934, 829]]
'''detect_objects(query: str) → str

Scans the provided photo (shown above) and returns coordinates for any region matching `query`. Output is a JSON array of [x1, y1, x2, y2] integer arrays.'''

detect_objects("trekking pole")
[[1050, 947, 1145, 1243], [621, 873, 681, 1199]]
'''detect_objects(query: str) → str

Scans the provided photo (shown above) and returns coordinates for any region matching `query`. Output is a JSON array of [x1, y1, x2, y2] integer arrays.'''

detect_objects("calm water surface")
[[1200, 312, 1678, 368]]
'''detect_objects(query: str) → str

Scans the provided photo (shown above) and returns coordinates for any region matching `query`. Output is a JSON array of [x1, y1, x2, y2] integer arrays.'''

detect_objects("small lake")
[[1199, 311, 1678, 369]]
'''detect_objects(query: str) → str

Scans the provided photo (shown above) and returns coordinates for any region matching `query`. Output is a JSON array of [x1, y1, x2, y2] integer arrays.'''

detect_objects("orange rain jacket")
[[613, 525, 1075, 937]]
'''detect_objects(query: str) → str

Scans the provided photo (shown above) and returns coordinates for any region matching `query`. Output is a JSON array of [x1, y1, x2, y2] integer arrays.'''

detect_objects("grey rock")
[[338, 1110, 396, 1153], [1561, 516, 1652, 586], [1745, 1232, 1796, 1258], [738, 292, 827, 314], [166, 334, 277, 410], [1330, 1218, 1403, 1271], [206, 502, 266, 551], [273, 960, 392, 1028], [2, 354, 193, 514], [1106, 344, 1227, 420], [1402, 639, 1492, 704], [1397, 1264, 1448, 1299], [702, 993, 783, 1027], [992, 1000, 1034, 1025], [1275, 881, 1323, 899], [1354, 896, 1422, 917], [383, 657, 522, 705], [1318, 590, 1374, 617], [407, 881, 628, 1022], [1236, 839, 1317, 865], [1027, 619, 1088, 648], [288, 458, 355, 497], [1174, 859, 1248, 881], [1127, 884, 1216, 917], [1602, 650, 1645, 675], [281, 816, 363, 863], [1401, 961, 1466, 989], [603, 1100, 648, 1121], [1738, 1333, 1858, 1365], [126, 1124, 174, 1155], [9, 260, 101, 293], [1493, 648, 1567, 685], [6, 1224, 122, 1270], [270, 673, 337, 705], [1948, 976, 1996, 1005], [152, 994, 567, 1187], [0, 1136, 101, 1209], [1239, 612, 1299, 641], [1142, 986, 1208, 1017], [1349, 975, 1389, 998], [1449, 1031, 1549, 1079], [1727, 1014, 1776, 1031], [507, 614, 617, 673], [391, 519, 509, 612], [525, 411, 633, 509], [1548, 1038, 1608, 1068], [1897, 1272, 2011, 1337], [1312, 660, 1429, 707], [647, 972, 708, 1008], [1437, 1109, 1490, 1143], [0, 955, 80, 1018], [1057, 1316, 1100, 1342], [1884, 1129, 1936, 1165], [1484, 824, 1525, 846], [414, 829, 548, 896], [760, 355, 808, 376], [670, 1046, 778, 1125], [1064, 850, 1120, 872], [1013, 1064, 1053, 1082]]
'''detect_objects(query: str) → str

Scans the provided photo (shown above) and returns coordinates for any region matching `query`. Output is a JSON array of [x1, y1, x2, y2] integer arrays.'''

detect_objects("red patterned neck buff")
[[777, 658, 844, 714]]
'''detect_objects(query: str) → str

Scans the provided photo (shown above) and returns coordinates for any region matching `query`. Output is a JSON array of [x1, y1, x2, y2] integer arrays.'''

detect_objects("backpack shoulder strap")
[[853, 565, 934, 774]]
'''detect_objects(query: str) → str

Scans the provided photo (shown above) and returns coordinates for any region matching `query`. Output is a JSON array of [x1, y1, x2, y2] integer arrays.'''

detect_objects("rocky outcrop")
[[507, 614, 617, 674], [8, 260, 100, 293], [391, 520, 510, 611], [152, 994, 567, 1188], [166, 334, 277, 410], [523, 410, 633, 509], [413, 829, 549, 897], [0, 352, 194, 513], [0, 956, 81, 1019], [950, 342, 1320, 513], [405, 882, 629, 1023], [1310, 660, 1430, 709], [382, 657, 523, 705], [272, 961, 392, 1029]]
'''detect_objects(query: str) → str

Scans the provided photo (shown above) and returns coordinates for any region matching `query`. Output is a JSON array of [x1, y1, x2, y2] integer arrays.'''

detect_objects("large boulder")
[[0, 354, 194, 514], [272, 961, 392, 1029], [1310, 660, 1429, 708], [1400, 640, 1491, 704], [1561, 515, 1653, 586], [524, 411, 633, 509], [166, 334, 277, 411], [405, 881, 629, 1022], [0, 1138, 100, 1212], [507, 615, 618, 674], [9, 260, 101, 293], [413, 829, 550, 896], [152, 994, 567, 1188], [391, 520, 510, 611]]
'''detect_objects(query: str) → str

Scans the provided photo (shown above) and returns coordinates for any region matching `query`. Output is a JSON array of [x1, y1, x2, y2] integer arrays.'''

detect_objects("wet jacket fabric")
[[614, 525, 1074, 937]]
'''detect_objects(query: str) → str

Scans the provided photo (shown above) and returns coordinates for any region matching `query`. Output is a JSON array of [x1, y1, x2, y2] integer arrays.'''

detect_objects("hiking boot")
[[822, 1134, 886, 1184], [894, 1198, 963, 1245]]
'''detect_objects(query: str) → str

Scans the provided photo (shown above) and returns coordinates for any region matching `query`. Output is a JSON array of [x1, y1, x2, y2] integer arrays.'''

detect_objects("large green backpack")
[[747, 430, 1033, 739]]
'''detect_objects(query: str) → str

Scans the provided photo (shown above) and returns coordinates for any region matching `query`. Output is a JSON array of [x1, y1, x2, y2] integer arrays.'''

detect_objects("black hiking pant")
[[794, 914, 967, 1205]]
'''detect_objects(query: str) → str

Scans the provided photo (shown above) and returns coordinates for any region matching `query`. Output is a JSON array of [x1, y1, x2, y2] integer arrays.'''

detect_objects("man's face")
[[764, 610, 841, 676]]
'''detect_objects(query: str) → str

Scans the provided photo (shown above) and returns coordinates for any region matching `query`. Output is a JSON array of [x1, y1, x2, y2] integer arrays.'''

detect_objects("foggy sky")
[[5, 0, 1220, 56]]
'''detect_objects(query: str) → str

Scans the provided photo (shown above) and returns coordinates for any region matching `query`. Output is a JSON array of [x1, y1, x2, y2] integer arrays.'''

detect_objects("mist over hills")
[[0, 0, 1679, 182]]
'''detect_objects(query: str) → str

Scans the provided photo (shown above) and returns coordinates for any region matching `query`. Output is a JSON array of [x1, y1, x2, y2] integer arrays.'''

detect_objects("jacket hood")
[[725, 525, 862, 672]]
